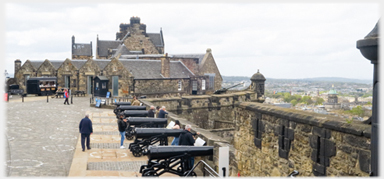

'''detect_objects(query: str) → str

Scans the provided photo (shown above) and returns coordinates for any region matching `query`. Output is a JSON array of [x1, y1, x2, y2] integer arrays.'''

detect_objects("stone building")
[[324, 88, 341, 109], [95, 17, 164, 59], [71, 36, 92, 59], [12, 16, 222, 97]]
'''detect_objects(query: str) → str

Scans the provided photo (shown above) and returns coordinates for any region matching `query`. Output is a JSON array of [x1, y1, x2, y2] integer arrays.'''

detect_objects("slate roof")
[[71, 60, 87, 69], [119, 59, 194, 79], [93, 59, 110, 70], [49, 60, 65, 70], [147, 33, 164, 47], [97, 40, 123, 57], [171, 54, 205, 64], [72, 43, 92, 56], [30, 61, 44, 70]]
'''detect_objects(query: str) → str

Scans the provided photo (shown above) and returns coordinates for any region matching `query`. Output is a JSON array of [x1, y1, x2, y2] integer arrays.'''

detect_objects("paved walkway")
[[5, 95, 108, 176], [5, 95, 179, 177]]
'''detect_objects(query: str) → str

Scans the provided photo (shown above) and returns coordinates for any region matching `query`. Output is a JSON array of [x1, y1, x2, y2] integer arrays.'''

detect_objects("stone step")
[[90, 143, 129, 149]]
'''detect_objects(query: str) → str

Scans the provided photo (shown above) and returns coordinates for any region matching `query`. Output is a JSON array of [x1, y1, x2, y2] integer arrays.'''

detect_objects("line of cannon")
[[113, 102, 214, 177]]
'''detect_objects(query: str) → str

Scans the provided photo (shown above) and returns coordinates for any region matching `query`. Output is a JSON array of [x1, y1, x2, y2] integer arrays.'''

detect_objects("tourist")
[[63, 88, 69, 105], [171, 120, 181, 145], [131, 96, 141, 106], [118, 117, 128, 148], [158, 106, 168, 118], [148, 106, 156, 117], [178, 124, 199, 169], [155, 106, 160, 117], [79, 114, 93, 152]]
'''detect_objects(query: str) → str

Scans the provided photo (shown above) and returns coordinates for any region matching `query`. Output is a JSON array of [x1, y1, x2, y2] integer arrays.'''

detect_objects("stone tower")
[[328, 89, 338, 103], [250, 69, 266, 100]]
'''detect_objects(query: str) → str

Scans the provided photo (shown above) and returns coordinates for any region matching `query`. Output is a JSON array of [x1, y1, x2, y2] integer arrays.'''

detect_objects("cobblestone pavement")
[[5, 96, 110, 177]]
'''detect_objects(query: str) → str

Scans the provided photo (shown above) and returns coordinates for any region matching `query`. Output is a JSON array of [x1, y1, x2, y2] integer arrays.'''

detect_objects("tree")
[[314, 97, 325, 105], [290, 99, 298, 106]]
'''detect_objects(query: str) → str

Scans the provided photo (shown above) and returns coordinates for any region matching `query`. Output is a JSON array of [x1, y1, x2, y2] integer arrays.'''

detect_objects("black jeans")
[[81, 133, 91, 150], [64, 98, 69, 104]]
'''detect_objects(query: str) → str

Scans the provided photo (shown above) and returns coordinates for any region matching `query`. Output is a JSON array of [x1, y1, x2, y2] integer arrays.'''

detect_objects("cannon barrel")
[[135, 128, 185, 138], [123, 110, 149, 117], [127, 117, 168, 125], [115, 102, 131, 106], [144, 146, 213, 159], [117, 106, 146, 110]]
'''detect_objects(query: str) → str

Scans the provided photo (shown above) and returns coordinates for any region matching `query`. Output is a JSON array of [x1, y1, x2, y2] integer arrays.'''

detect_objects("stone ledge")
[[237, 102, 371, 138], [209, 128, 235, 132]]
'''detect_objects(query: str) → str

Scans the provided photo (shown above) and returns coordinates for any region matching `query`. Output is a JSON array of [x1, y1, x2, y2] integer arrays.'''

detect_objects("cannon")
[[214, 82, 244, 94], [129, 128, 185, 157], [114, 101, 131, 107], [125, 117, 168, 140], [119, 110, 149, 119], [114, 105, 146, 115], [139, 146, 213, 177]]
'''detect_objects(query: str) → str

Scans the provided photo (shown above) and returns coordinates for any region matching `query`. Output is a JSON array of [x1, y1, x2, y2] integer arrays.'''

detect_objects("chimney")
[[161, 53, 170, 78], [15, 59, 21, 75]]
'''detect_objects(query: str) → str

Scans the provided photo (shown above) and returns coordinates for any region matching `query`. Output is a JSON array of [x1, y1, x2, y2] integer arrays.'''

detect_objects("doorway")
[[87, 76, 93, 94], [112, 76, 118, 96]]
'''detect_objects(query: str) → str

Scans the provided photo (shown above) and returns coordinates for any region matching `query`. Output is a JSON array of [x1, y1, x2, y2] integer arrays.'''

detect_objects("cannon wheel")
[[143, 170, 158, 177], [125, 133, 134, 140], [132, 147, 142, 157]]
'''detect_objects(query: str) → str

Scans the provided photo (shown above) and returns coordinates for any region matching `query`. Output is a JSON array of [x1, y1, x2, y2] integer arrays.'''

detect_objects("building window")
[[102, 82, 106, 89], [96, 82, 99, 88], [202, 80, 206, 90], [178, 80, 182, 91]]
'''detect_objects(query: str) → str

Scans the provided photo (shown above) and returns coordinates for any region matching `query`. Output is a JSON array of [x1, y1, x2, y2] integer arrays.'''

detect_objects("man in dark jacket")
[[158, 106, 168, 118], [79, 114, 93, 151], [118, 118, 128, 148], [148, 106, 155, 117], [178, 125, 199, 169]]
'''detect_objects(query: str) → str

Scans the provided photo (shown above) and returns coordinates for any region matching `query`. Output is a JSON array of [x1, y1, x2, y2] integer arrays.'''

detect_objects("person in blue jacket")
[[79, 114, 93, 151]]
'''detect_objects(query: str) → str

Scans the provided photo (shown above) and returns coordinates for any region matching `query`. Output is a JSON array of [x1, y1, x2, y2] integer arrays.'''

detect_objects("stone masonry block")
[[309, 135, 319, 149], [278, 136, 284, 148], [311, 149, 318, 162], [313, 163, 326, 175], [287, 128, 294, 140], [358, 149, 371, 173], [284, 138, 291, 151], [324, 139, 336, 157], [254, 138, 262, 149], [279, 149, 289, 159]]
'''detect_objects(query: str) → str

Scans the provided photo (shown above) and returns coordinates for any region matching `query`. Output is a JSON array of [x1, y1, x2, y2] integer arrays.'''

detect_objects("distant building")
[[324, 88, 341, 110]]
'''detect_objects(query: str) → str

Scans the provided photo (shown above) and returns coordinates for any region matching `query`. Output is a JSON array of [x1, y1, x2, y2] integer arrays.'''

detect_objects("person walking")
[[148, 106, 156, 117], [118, 117, 128, 148], [79, 114, 93, 152], [171, 120, 181, 145], [158, 106, 168, 118], [63, 88, 69, 105]]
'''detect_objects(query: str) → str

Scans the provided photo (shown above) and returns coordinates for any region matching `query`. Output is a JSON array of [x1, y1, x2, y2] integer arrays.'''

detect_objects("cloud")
[[4, 2, 379, 80]]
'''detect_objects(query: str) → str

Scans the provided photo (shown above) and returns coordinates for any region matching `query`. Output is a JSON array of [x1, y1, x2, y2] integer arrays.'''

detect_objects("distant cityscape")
[[222, 76, 373, 122]]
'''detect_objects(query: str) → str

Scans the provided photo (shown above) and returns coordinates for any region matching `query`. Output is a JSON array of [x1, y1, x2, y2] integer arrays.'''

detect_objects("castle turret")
[[250, 69, 266, 100]]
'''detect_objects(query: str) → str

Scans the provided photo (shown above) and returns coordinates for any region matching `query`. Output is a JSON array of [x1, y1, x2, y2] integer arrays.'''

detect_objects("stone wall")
[[78, 59, 101, 92], [141, 91, 371, 177], [233, 102, 371, 177], [57, 59, 78, 89], [133, 79, 190, 97], [123, 23, 162, 54]]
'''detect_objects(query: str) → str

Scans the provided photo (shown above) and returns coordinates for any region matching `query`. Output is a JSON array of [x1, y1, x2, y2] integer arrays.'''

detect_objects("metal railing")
[[185, 160, 219, 177]]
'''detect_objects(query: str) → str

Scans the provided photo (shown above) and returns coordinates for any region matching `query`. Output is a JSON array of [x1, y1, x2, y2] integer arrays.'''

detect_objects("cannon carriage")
[[124, 117, 168, 140], [139, 146, 213, 177], [129, 128, 185, 157], [114, 105, 146, 115]]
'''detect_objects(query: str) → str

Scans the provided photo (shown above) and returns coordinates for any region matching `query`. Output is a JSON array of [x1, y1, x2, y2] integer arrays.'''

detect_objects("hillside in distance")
[[222, 76, 372, 84]]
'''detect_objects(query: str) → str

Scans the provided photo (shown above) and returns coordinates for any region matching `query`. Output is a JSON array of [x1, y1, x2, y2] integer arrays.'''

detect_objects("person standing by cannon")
[[171, 120, 181, 145], [158, 106, 168, 118], [118, 117, 128, 149], [148, 106, 156, 117], [178, 125, 200, 169], [131, 96, 141, 106]]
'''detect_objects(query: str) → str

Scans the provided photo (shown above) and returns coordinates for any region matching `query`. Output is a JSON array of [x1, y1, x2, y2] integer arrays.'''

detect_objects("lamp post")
[[356, 20, 379, 176]]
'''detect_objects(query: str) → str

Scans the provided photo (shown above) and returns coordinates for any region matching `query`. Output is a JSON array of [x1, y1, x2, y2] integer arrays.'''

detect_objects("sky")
[[2, 2, 381, 80]]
